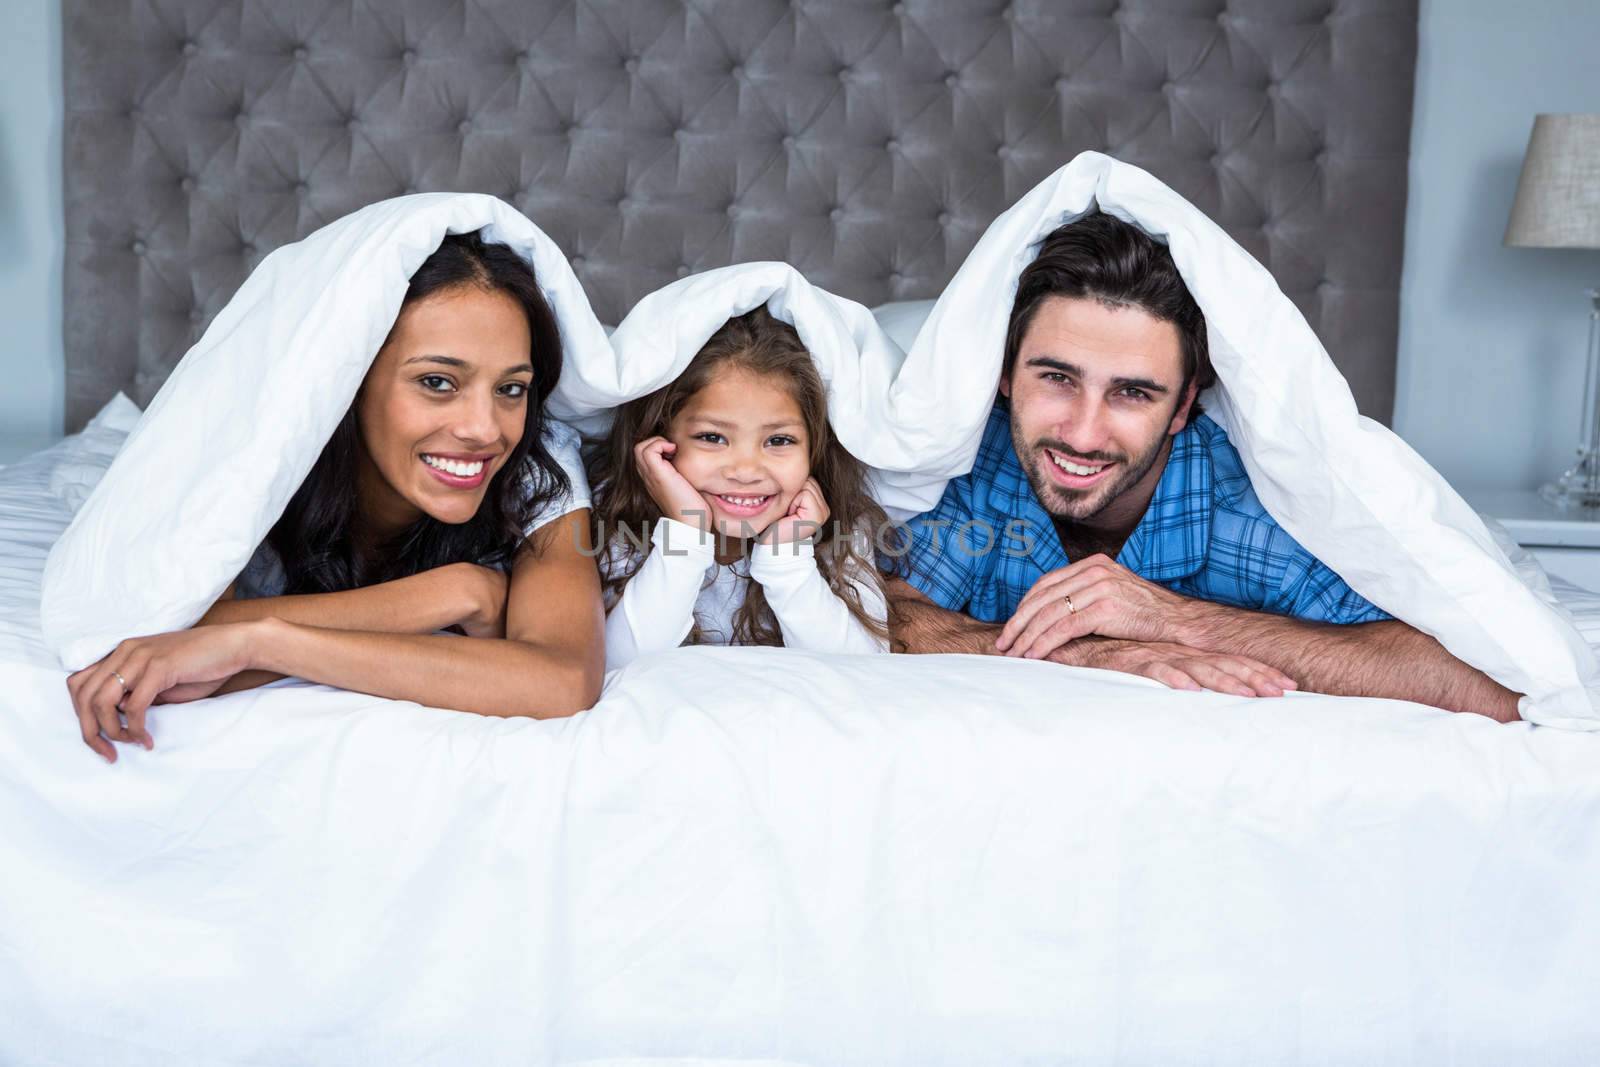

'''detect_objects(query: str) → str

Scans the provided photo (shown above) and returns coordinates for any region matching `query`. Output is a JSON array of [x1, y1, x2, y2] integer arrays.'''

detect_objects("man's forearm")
[[887, 579, 1120, 664], [1172, 604, 1521, 721], [888, 579, 1295, 696], [888, 581, 1005, 654]]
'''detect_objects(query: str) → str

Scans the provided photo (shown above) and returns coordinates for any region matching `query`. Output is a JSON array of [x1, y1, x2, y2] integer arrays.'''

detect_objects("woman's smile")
[[420, 450, 497, 489]]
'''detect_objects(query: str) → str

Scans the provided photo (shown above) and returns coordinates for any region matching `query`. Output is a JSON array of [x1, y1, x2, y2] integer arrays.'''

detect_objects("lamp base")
[[1540, 455, 1600, 511], [1543, 289, 1600, 511]]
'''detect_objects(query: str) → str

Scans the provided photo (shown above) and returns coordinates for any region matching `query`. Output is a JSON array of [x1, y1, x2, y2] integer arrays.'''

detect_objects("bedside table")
[[1466, 489, 1600, 593]]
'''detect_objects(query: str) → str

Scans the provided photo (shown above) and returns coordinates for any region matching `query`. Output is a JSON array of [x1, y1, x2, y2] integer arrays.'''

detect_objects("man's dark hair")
[[1002, 209, 1215, 420]]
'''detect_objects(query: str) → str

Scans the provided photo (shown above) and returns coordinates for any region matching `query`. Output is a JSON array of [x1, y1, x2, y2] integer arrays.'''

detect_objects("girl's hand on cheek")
[[633, 437, 712, 531], [760, 477, 830, 546]]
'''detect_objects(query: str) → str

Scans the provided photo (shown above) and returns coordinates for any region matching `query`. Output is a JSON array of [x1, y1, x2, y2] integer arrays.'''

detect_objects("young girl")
[[591, 306, 892, 668], [68, 232, 605, 761]]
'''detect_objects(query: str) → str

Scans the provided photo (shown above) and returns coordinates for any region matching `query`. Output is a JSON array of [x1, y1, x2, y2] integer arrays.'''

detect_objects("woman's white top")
[[601, 517, 889, 670], [235, 421, 591, 599]]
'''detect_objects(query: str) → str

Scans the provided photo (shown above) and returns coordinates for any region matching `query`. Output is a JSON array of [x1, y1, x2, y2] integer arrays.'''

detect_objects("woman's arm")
[[603, 518, 717, 670], [749, 541, 888, 654], [70, 511, 607, 761], [194, 557, 509, 697], [251, 510, 603, 715], [198, 562, 506, 636]]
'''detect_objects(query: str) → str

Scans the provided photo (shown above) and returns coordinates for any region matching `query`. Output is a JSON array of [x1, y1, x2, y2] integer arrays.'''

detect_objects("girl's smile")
[[707, 492, 777, 519], [667, 367, 809, 541]]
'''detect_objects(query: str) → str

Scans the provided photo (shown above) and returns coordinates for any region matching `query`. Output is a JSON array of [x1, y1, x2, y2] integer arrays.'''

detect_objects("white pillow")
[[2, 393, 140, 487], [48, 393, 143, 513], [42, 195, 612, 669]]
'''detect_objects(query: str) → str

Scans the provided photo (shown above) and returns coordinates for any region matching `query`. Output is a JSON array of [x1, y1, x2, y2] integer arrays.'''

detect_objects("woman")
[[68, 232, 605, 762]]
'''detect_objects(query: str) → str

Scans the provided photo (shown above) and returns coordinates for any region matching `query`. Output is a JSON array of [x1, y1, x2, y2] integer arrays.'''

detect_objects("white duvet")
[[5, 446, 1600, 1063], [39, 154, 1600, 727], [8, 154, 1600, 1062]]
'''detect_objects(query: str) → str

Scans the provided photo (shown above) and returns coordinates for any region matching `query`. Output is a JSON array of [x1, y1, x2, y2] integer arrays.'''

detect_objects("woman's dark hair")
[[266, 230, 569, 594], [1003, 209, 1215, 420]]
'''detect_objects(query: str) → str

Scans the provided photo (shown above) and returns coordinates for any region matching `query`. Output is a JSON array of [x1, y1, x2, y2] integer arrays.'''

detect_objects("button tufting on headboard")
[[61, 0, 1419, 430]]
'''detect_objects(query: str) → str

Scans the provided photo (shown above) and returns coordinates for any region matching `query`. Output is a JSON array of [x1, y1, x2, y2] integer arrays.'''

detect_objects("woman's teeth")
[[423, 455, 485, 477], [718, 494, 771, 508], [1050, 452, 1106, 477]]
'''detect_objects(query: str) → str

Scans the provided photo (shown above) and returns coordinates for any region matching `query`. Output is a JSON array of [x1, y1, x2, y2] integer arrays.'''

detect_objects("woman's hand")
[[66, 622, 262, 763], [455, 563, 510, 639], [633, 436, 710, 530], [759, 478, 831, 546]]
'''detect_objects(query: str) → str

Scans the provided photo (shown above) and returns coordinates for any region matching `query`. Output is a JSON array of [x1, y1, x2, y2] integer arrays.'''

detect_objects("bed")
[[11, 2, 1600, 1064], [8, 397, 1600, 1064]]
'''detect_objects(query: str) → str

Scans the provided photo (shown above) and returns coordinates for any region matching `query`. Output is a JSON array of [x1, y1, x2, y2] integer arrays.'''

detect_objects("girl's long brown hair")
[[590, 305, 894, 647]]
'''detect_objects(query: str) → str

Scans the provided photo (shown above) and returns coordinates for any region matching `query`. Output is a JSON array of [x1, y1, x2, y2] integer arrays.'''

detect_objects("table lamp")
[[1505, 113, 1600, 508]]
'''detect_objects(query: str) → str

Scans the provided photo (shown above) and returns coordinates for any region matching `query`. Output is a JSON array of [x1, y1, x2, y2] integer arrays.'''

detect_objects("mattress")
[[5, 424, 1600, 1065]]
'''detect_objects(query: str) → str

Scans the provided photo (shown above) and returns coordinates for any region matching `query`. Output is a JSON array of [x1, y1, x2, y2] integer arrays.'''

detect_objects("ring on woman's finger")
[[111, 670, 130, 693]]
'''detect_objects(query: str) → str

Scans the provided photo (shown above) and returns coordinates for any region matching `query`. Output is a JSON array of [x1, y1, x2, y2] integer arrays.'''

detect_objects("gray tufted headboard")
[[63, 0, 1418, 432]]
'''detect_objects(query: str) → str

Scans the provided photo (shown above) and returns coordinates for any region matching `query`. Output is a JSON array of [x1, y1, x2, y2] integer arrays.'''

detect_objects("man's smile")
[[1043, 447, 1117, 490]]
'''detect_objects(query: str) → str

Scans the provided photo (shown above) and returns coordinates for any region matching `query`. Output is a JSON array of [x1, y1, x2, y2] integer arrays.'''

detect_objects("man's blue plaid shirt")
[[902, 403, 1390, 626]]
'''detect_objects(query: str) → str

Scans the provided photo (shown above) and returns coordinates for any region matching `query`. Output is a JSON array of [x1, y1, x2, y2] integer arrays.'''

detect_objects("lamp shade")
[[1505, 114, 1600, 249]]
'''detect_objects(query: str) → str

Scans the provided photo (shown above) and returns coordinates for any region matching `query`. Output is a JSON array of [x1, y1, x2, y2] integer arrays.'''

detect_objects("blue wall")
[[0, 0, 63, 452], [3, 0, 1598, 490], [1393, 0, 1600, 492]]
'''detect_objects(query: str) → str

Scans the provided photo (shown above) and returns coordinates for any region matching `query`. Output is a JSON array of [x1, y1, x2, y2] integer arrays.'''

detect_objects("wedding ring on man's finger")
[[1064, 593, 1076, 615]]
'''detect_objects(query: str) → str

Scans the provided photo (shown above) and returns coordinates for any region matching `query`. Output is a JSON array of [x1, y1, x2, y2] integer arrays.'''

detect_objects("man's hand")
[[1056, 638, 1296, 698], [888, 576, 1290, 697], [998, 554, 1202, 656]]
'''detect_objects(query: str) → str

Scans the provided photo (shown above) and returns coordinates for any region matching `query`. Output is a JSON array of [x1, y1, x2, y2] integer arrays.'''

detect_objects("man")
[[888, 211, 1519, 721]]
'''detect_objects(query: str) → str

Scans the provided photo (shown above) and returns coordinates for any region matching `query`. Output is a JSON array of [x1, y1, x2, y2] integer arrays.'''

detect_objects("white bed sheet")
[[6, 442, 1600, 1064]]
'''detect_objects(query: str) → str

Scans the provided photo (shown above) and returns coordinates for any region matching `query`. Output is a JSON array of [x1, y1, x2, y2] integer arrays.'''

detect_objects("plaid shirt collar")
[[983, 413, 1214, 580]]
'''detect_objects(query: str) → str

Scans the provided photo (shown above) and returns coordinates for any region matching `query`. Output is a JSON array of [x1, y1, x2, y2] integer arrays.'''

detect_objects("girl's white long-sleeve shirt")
[[602, 517, 888, 670]]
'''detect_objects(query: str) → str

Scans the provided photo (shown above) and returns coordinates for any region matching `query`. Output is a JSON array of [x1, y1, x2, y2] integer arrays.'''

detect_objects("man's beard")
[[1010, 410, 1170, 524]]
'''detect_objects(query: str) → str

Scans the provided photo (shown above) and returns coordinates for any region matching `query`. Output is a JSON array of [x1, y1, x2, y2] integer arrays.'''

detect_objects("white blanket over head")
[[576, 155, 1600, 729], [38, 199, 956, 670], [39, 154, 1600, 728], [593, 263, 950, 516], [40, 193, 614, 669], [879, 151, 1597, 728]]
